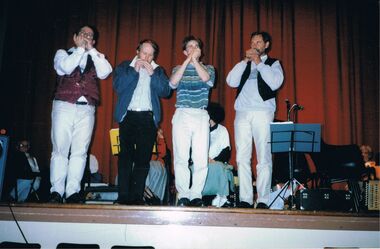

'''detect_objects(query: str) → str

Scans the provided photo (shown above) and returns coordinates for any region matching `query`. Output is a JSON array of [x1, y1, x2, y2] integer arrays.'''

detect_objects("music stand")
[[269, 123, 321, 209]]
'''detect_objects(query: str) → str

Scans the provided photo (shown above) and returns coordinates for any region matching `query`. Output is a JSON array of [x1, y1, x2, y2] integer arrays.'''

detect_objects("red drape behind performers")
[[1, 0, 378, 184]]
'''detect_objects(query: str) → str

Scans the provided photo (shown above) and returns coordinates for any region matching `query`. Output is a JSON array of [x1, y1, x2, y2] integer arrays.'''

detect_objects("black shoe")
[[190, 198, 205, 207], [177, 198, 190, 207], [145, 196, 161, 206], [8, 196, 16, 203], [66, 193, 83, 204], [256, 202, 269, 209], [115, 194, 129, 205], [237, 201, 252, 208], [129, 199, 147, 205], [114, 199, 128, 205], [49, 192, 63, 204], [221, 200, 234, 208]]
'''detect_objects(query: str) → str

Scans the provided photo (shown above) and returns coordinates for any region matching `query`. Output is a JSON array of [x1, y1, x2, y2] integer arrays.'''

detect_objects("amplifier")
[[296, 189, 353, 211], [84, 184, 118, 204], [365, 180, 379, 211]]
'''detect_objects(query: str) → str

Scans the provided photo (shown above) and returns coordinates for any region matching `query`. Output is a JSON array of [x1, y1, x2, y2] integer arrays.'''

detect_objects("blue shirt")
[[172, 64, 215, 109]]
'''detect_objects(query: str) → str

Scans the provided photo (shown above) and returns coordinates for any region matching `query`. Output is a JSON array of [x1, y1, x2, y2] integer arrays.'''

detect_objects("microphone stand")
[[287, 103, 303, 122], [282, 100, 304, 208], [285, 99, 291, 121]]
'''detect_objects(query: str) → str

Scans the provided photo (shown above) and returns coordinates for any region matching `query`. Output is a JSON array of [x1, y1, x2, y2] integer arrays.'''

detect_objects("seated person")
[[9, 139, 41, 202], [202, 103, 234, 207], [144, 128, 169, 205], [360, 144, 378, 180]]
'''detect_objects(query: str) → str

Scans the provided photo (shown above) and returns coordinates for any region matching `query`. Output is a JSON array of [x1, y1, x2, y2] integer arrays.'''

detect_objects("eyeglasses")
[[79, 31, 94, 40], [19, 143, 29, 148], [186, 44, 199, 50]]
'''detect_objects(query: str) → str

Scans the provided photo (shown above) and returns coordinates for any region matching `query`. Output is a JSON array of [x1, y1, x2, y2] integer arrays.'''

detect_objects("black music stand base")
[[268, 123, 321, 210], [269, 178, 304, 209]]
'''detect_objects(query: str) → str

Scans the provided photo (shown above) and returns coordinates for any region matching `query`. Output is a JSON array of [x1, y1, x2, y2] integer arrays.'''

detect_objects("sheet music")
[[270, 121, 294, 124], [269, 123, 321, 153]]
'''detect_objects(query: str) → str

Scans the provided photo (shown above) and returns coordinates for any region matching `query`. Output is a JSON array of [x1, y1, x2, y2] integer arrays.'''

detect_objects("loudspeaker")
[[0, 135, 10, 200], [296, 189, 353, 211]]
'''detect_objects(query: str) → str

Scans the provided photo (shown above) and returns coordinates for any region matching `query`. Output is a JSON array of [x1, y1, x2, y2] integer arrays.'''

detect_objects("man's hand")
[[84, 37, 93, 50], [251, 48, 262, 65], [184, 51, 192, 65], [191, 48, 201, 63], [245, 48, 262, 64], [134, 59, 143, 72], [134, 59, 154, 75], [141, 61, 154, 75], [73, 34, 86, 49]]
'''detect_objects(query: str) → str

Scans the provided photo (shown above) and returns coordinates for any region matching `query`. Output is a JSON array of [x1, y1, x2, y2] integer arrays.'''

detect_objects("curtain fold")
[[1, 0, 378, 183], [62, 0, 380, 182]]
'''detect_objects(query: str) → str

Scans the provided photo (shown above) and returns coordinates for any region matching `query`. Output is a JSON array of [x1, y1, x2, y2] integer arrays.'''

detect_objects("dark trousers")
[[118, 111, 156, 203]]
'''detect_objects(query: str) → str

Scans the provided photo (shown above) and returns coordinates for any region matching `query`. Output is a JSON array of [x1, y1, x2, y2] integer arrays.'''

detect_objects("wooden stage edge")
[[0, 202, 378, 231]]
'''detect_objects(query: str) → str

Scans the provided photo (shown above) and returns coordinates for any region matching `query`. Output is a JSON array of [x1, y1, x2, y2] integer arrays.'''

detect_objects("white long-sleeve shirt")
[[209, 124, 230, 159], [54, 47, 112, 80], [226, 55, 284, 112], [127, 56, 159, 111], [25, 152, 39, 173]]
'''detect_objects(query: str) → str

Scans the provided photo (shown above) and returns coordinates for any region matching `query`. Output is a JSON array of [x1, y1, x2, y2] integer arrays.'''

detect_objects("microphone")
[[285, 99, 290, 110], [295, 104, 304, 111], [288, 103, 303, 121]]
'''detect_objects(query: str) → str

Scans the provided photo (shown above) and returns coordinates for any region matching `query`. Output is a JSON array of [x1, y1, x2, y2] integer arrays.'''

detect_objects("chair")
[[111, 246, 154, 249], [25, 173, 41, 202], [56, 243, 99, 248], [309, 140, 365, 183], [11, 171, 41, 203], [0, 241, 41, 248], [309, 140, 366, 212]]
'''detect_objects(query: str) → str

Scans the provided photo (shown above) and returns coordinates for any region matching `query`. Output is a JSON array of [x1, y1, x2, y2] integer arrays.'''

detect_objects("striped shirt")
[[172, 63, 215, 109]]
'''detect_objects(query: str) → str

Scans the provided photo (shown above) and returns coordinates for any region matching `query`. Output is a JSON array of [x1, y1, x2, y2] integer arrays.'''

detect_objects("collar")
[[69, 47, 88, 54], [210, 124, 218, 132], [260, 54, 268, 61], [130, 56, 159, 69]]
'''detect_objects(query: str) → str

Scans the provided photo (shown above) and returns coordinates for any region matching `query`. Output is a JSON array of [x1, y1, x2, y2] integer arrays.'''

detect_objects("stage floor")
[[0, 202, 379, 230], [0, 202, 379, 248]]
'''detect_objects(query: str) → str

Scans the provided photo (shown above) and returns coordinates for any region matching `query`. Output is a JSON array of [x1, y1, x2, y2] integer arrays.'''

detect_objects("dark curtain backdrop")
[[0, 0, 378, 184]]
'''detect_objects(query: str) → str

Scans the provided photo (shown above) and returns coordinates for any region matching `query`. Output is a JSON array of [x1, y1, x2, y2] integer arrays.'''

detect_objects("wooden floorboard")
[[0, 202, 378, 231]]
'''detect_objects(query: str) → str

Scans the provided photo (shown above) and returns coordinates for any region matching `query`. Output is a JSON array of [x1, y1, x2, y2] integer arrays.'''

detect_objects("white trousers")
[[50, 100, 95, 197], [234, 110, 274, 205], [172, 108, 209, 200]]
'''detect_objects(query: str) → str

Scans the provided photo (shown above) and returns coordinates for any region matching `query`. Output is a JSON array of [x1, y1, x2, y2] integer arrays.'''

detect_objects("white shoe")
[[212, 195, 228, 207]]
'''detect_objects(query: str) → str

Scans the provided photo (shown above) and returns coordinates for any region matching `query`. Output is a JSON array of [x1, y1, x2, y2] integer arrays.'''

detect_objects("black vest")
[[236, 57, 278, 101]]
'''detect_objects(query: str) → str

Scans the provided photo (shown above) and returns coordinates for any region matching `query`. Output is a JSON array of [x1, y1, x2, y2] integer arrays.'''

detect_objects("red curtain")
[[2, 0, 377, 184], [76, 0, 378, 183]]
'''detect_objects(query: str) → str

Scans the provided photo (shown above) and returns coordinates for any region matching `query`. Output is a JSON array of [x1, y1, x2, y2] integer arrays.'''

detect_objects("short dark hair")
[[182, 35, 204, 51], [207, 102, 225, 124], [75, 25, 99, 43], [16, 139, 30, 150], [251, 31, 272, 52], [136, 39, 160, 60]]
